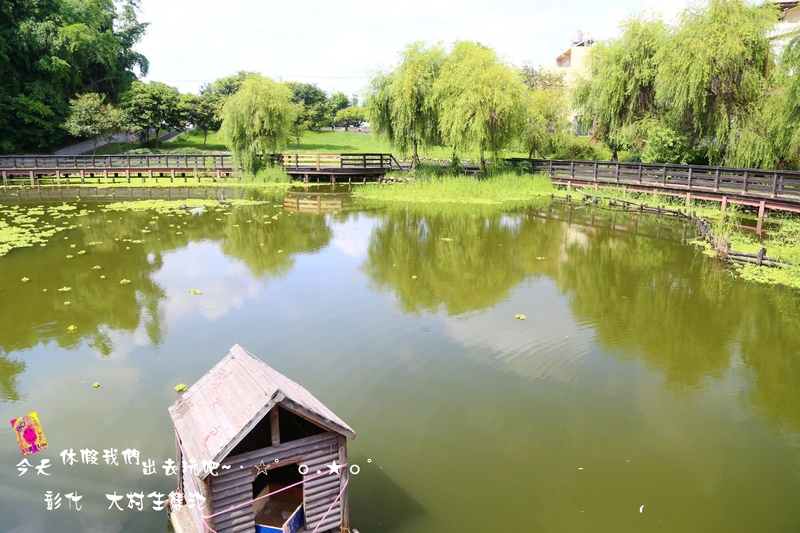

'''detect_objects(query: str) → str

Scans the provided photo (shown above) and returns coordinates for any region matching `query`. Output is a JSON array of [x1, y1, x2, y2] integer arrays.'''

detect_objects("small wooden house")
[[168, 344, 356, 533]]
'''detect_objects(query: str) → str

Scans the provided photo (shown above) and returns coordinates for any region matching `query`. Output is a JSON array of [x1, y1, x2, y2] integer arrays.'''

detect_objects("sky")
[[134, 0, 687, 99]]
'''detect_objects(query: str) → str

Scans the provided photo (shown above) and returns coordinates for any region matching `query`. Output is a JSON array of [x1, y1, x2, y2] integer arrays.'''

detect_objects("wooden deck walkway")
[[512, 158, 800, 215], [0, 152, 402, 186]]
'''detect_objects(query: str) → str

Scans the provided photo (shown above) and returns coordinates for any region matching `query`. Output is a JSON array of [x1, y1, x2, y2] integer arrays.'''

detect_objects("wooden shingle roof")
[[168, 344, 355, 477]]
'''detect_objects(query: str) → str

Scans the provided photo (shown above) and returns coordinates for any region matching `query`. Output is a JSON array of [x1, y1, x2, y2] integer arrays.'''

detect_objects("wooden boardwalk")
[[0, 152, 401, 186], [513, 158, 800, 215]]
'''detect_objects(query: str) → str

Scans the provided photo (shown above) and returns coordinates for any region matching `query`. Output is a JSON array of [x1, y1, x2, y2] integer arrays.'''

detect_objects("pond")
[[0, 187, 799, 533]]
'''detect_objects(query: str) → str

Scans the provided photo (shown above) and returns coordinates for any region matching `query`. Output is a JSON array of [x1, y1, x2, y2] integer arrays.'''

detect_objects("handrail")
[[507, 158, 800, 203]]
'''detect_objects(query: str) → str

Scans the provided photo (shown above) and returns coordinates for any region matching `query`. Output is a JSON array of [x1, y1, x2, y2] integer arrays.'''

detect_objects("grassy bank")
[[353, 170, 562, 206]]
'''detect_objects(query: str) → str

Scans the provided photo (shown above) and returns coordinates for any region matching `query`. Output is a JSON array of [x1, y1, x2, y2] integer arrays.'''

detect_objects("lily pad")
[[174, 383, 187, 393], [21, 277, 30, 283], [100, 275, 106, 279], [119, 279, 131, 285]]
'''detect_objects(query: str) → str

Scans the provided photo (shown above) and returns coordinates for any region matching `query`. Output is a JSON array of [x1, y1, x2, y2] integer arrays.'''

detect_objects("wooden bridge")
[[0, 152, 401, 186], [513, 158, 800, 215]]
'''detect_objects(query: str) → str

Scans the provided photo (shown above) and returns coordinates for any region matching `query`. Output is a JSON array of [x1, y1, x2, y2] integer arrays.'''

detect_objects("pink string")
[[203, 466, 342, 519], [310, 477, 349, 533], [174, 428, 349, 529]]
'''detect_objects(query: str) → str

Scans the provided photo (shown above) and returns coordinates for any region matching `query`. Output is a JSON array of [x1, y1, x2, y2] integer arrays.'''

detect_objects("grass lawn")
[[101, 128, 526, 160]]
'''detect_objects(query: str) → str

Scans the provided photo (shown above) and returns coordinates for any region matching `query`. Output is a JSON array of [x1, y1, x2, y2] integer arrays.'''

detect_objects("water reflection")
[[0, 198, 332, 371], [363, 202, 800, 437]]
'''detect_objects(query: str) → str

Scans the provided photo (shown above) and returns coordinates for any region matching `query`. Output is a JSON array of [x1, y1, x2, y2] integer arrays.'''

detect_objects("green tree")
[[0, 0, 148, 153], [334, 106, 366, 130], [518, 67, 570, 158], [179, 93, 221, 149], [655, 0, 776, 164], [219, 75, 296, 174], [366, 42, 445, 168], [433, 41, 526, 172], [120, 81, 184, 148], [285, 82, 329, 129], [62, 93, 124, 155], [574, 16, 667, 160], [285, 81, 329, 145]]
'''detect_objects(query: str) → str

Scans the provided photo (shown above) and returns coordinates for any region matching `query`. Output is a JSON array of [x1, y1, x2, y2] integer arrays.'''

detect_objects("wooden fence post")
[[2, 170, 7, 187], [756, 247, 766, 266], [661, 166, 667, 186], [687, 167, 693, 189], [743, 170, 749, 193], [593, 162, 598, 181], [316, 153, 321, 171], [549, 159, 553, 179], [570, 161, 575, 180], [29, 170, 34, 186], [771, 172, 778, 198], [637, 164, 642, 184], [80, 169, 85, 184], [758, 200, 766, 219], [714, 169, 720, 191]]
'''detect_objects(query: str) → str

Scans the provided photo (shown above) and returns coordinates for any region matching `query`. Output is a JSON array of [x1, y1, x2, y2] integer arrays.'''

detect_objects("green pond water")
[[0, 187, 799, 533]]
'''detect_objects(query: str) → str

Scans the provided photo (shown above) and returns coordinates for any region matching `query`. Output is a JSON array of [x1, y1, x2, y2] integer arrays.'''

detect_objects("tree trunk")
[[203, 130, 208, 149], [612, 147, 618, 162], [92, 138, 98, 155], [412, 138, 419, 169], [155, 127, 160, 149], [480, 145, 486, 174]]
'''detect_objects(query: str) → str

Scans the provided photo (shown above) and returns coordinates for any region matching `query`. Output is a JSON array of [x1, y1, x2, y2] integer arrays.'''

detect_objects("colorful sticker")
[[10, 412, 48, 456]]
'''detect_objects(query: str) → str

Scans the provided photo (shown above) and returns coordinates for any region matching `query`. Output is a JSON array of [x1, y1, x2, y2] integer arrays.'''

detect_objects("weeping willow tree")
[[518, 68, 570, 159], [365, 42, 445, 169], [220, 75, 296, 174], [433, 41, 526, 172], [655, 0, 777, 165], [573, 16, 667, 161]]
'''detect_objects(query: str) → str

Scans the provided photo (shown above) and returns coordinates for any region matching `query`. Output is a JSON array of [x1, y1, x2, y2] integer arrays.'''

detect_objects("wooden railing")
[[0, 154, 234, 170], [509, 158, 800, 201], [278, 153, 398, 171]]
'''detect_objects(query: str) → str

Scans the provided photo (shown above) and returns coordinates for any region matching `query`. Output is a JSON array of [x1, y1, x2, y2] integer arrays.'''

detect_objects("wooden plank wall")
[[210, 432, 341, 533]]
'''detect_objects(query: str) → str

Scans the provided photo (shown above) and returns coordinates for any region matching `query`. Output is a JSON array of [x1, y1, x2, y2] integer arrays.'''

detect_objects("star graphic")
[[327, 460, 343, 476], [253, 460, 269, 477]]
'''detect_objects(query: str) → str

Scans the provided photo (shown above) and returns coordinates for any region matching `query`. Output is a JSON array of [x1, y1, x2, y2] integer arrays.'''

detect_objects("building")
[[169, 344, 357, 533]]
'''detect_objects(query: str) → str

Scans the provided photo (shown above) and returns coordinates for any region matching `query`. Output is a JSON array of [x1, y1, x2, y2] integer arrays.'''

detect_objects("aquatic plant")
[[515, 314, 527, 320], [67, 325, 76, 332], [174, 383, 187, 393], [57, 287, 72, 292], [188, 289, 202, 295], [21, 277, 29, 282], [119, 279, 131, 285]]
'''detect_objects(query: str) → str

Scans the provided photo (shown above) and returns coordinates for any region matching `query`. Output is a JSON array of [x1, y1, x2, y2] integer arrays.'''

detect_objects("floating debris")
[[21, 277, 29, 283], [91, 266, 102, 270], [119, 279, 131, 285], [57, 287, 72, 292], [67, 325, 76, 332], [188, 289, 202, 295], [515, 314, 527, 320], [93, 382, 100, 388], [174, 383, 187, 393]]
